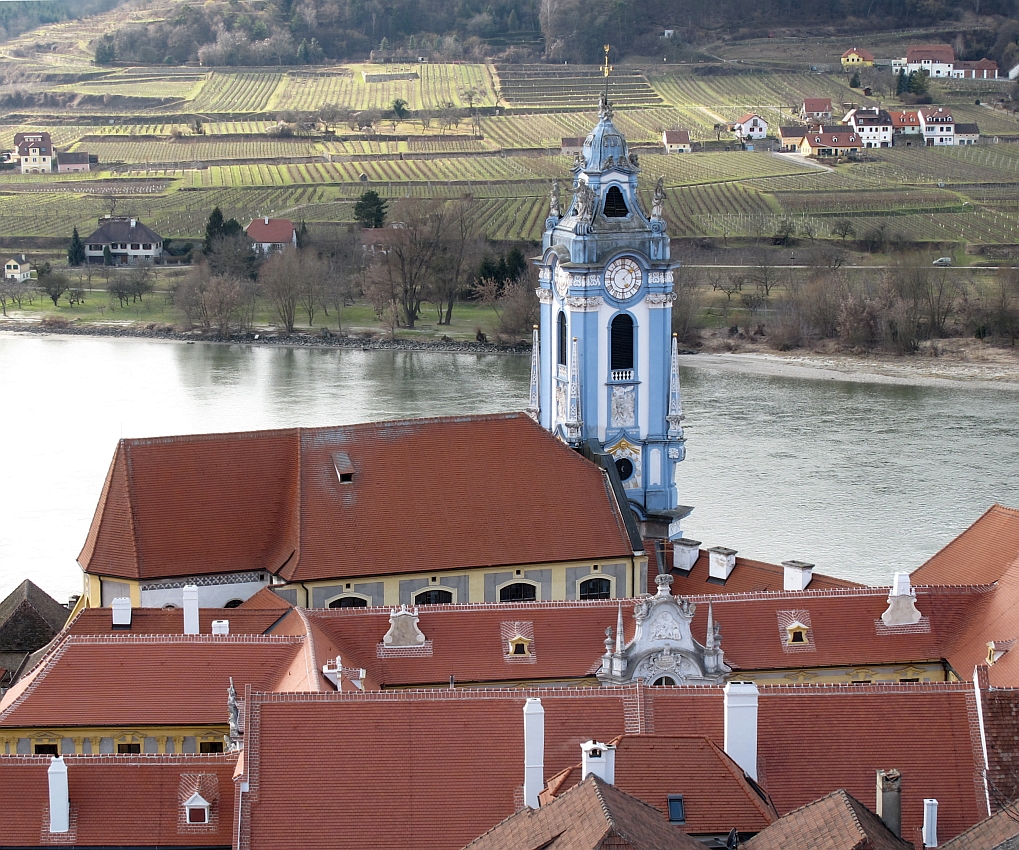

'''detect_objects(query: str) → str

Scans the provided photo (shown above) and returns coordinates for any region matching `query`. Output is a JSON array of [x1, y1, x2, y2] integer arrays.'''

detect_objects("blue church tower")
[[530, 95, 687, 540]]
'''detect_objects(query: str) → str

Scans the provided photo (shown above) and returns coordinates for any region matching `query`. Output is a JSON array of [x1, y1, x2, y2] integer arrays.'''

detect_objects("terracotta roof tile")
[[0, 753, 237, 847], [907, 44, 955, 64], [980, 688, 1019, 811], [803, 98, 833, 112], [842, 47, 875, 61], [743, 789, 913, 850], [911, 505, 1019, 587], [538, 735, 779, 835], [0, 635, 307, 727], [942, 805, 1019, 850], [245, 217, 295, 243], [65, 607, 288, 637], [464, 775, 706, 850], [79, 415, 636, 583]]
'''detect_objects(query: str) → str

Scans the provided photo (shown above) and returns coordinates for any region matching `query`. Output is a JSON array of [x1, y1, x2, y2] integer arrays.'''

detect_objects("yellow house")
[[841, 46, 875, 67]]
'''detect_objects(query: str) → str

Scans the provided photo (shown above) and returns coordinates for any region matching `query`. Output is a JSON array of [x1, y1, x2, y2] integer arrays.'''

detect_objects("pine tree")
[[849, 71, 860, 88], [67, 227, 86, 266], [353, 191, 387, 228], [896, 69, 907, 96]]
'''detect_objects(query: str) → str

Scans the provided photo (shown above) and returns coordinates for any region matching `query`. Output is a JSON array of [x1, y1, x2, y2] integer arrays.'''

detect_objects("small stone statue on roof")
[[227, 676, 239, 738], [574, 183, 594, 221], [549, 178, 561, 218], [651, 176, 666, 219], [598, 91, 613, 120]]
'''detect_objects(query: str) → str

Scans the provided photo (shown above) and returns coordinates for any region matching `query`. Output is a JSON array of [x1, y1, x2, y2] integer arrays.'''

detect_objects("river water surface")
[[1, 333, 1017, 602]]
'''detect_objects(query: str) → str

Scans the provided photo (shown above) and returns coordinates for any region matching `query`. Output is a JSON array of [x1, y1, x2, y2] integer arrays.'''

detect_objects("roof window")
[[667, 795, 686, 823], [786, 621, 809, 645], [332, 452, 355, 483], [184, 792, 211, 824], [508, 635, 532, 656]]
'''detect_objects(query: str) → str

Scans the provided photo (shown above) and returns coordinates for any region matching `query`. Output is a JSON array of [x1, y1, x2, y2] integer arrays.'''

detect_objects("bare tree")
[[298, 251, 327, 327], [832, 219, 856, 241], [476, 268, 539, 340], [432, 196, 482, 326], [259, 249, 301, 333]]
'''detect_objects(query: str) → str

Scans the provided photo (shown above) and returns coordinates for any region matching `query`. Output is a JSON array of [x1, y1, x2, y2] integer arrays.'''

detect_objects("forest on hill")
[[2, 0, 1018, 68], [0, 0, 128, 42]]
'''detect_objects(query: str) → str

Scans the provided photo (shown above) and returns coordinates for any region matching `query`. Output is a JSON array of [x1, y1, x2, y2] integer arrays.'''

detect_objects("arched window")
[[603, 186, 628, 217], [328, 596, 368, 608], [223, 599, 243, 608], [651, 676, 677, 687], [415, 589, 453, 605], [610, 314, 634, 371], [499, 582, 537, 602], [579, 577, 612, 600], [557, 311, 567, 366]]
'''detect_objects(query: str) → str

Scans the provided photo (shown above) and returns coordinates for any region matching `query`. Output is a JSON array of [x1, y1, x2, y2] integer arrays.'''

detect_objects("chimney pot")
[[581, 740, 615, 785], [708, 547, 737, 581], [723, 681, 758, 780], [130, 218, 136, 228], [111, 596, 132, 627], [183, 585, 199, 635], [48, 756, 69, 833], [876, 769, 902, 838], [891, 572, 913, 597], [923, 798, 938, 847], [672, 539, 701, 573], [782, 560, 814, 592], [264, 217, 269, 225], [523, 698, 545, 808], [211, 619, 229, 635]]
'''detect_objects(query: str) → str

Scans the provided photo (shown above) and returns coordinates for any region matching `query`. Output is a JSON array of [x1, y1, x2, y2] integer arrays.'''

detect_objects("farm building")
[[662, 130, 692, 153], [561, 137, 585, 155], [4, 256, 31, 282], [919, 106, 955, 146], [955, 123, 980, 145], [800, 98, 833, 121], [843, 108, 893, 148], [83, 217, 163, 265], [246, 218, 296, 254], [890, 45, 998, 79], [840, 47, 874, 67], [56, 151, 90, 173], [799, 128, 862, 157]]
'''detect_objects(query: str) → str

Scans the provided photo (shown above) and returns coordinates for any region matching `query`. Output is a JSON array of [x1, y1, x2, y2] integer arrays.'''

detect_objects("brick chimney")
[[876, 769, 902, 837]]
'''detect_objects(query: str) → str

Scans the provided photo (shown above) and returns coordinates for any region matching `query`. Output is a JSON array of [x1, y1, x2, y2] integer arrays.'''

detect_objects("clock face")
[[555, 266, 570, 298], [604, 257, 641, 300]]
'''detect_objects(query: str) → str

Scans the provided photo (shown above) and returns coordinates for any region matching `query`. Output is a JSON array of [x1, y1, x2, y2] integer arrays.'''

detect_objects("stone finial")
[[382, 604, 427, 647], [654, 572, 674, 597]]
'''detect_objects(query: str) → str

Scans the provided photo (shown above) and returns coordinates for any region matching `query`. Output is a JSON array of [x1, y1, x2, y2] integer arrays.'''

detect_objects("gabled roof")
[[79, 414, 638, 583], [912, 505, 1019, 586], [465, 774, 707, 850], [803, 128, 862, 148], [849, 109, 892, 127], [0, 753, 237, 847], [942, 805, 1019, 850], [743, 789, 913, 850], [664, 130, 691, 144], [889, 110, 920, 127], [735, 113, 765, 126], [65, 606, 289, 637], [920, 106, 955, 123], [842, 47, 875, 61], [955, 59, 998, 71], [0, 634, 307, 727], [83, 217, 162, 244], [955, 123, 981, 135], [907, 44, 955, 64], [803, 98, 833, 112], [57, 151, 90, 164], [0, 580, 70, 652], [780, 127, 808, 140], [539, 735, 779, 835], [246, 217, 295, 243]]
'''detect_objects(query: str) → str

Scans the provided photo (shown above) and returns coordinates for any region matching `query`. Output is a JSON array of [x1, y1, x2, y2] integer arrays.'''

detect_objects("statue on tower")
[[549, 178, 561, 218], [598, 91, 613, 120], [574, 183, 594, 222], [651, 176, 666, 220]]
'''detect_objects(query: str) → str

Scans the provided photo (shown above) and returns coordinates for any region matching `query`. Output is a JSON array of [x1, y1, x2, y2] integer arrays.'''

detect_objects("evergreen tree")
[[296, 220, 309, 248], [849, 71, 861, 88], [353, 190, 387, 228], [908, 70, 930, 95], [896, 69, 907, 95], [204, 206, 243, 252], [94, 37, 115, 65], [67, 227, 86, 266], [103, 245, 114, 266]]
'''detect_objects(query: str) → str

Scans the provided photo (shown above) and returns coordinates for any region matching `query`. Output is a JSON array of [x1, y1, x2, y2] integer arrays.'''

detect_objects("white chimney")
[[211, 619, 229, 635], [709, 547, 737, 581], [111, 596, 132, 627], [923, 799, 938, 847], [783, 560, 814, 592], [891, 572, 912, 596], [672, 539, 701, 573], [581, 740, 615, 785], [183, 585, 199, 635], [723, 681, 758, 780], [48, 756, 69, 833], [264, 217, 269, 225], [883, 572, 922, 626], [523, 698, 545, 808], [129, 218, 136, 228]]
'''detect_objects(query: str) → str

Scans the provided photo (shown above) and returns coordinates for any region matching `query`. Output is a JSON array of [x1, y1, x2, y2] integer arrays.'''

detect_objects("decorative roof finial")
[[667, 334, 685, 439], [564, 336, 584, 445], [601, 44, 613, 108], [615, 605, 624, 653], [705, 603, 715, 650]]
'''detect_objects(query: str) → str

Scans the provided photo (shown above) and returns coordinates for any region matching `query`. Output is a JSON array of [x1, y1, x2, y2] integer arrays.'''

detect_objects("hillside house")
[[891, 45, 998, 79], [731, 113, 767, 141], [843, 107, 893, 147], [777, 126, 807, 151], [15, 132, 52, 174], [245, 217, 296, 254], [662, 129, 692, 153], [799, 128, 862, 157], [800, 98, 833, 121], [919, 106, 955, 146], [955, 123, 980, 145], [953, 58, 999, 79], [561, 137, 585, 155], [83, 217, 163, 264], [889, 110, 922, 144], [56, 151, 90, 173], [4, 256, 32, 282], [841, 47, 874, 68]]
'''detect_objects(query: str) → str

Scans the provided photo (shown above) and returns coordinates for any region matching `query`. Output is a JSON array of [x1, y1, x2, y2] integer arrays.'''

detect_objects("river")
[[1, 333, 1017, 603]]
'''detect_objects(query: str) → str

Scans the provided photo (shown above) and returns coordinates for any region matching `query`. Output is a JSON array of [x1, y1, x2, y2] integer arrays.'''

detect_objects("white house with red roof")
[[245, 217, 296, 254], [14, 131, 53, 174], [919, 106, 955, 146], [891, 45, 998, 79], [889, 110, 922, 145], [662, 129, 692, 153], [800, 98, 833, 121], [731, 113, 768, 140], [843, 107, 893, 148]]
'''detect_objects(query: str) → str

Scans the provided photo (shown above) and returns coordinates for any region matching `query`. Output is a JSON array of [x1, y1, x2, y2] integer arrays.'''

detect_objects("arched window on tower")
[[557, 311, 567, 367], [610, 314, 634, 375], [603, 186, 629, 217]]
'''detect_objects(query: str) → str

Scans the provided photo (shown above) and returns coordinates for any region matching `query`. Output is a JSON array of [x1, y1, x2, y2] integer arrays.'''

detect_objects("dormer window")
[[184, 792, 211, 824], [508, 635, 532, 656], [786, 621, 809, 645], [667, 795, 686, 823], [332, 452, 354, 484]]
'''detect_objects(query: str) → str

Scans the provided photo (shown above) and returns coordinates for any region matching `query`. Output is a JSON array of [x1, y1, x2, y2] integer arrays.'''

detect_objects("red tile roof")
[[941, 805, 1019, 850], [539, 735, 779, 835], [245, 217, 295, 244], [0, 753, 237, 847], [907, 44, 955, 64], [842, 47, 875, 61], [955, 59, 998, 71], [742, 789, 913, 850], [465, 774, 707, 850], [979, 686, 1019, 809], [911, 505, 1019, 587], [889, 111, 920, 128], [802, 98, 833, 113], [65, 606, 288, 637], [0, 635, 307, 727], [920, 106, 955, 123], [664, 130, 691, 145], [239, 587, 296, 610], [79, 414, 638, 583], [803, 129, 863, 149]]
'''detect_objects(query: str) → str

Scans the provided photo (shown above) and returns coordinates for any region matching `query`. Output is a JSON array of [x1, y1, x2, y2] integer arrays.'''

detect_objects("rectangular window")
[[667, 795, 686, 823], [187, 807, 209, 824], [131, 244, 140, 250], [199, 741, 224, 753], [34, 744, 58, 755], [117, 743, 141, 753]]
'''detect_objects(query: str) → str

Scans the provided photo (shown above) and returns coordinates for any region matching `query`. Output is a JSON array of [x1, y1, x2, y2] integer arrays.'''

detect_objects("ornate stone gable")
[[597, 574, 729, 686]]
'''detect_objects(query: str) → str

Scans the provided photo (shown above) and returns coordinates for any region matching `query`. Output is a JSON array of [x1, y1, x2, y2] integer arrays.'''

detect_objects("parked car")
[[933, 257, 953, 266]]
